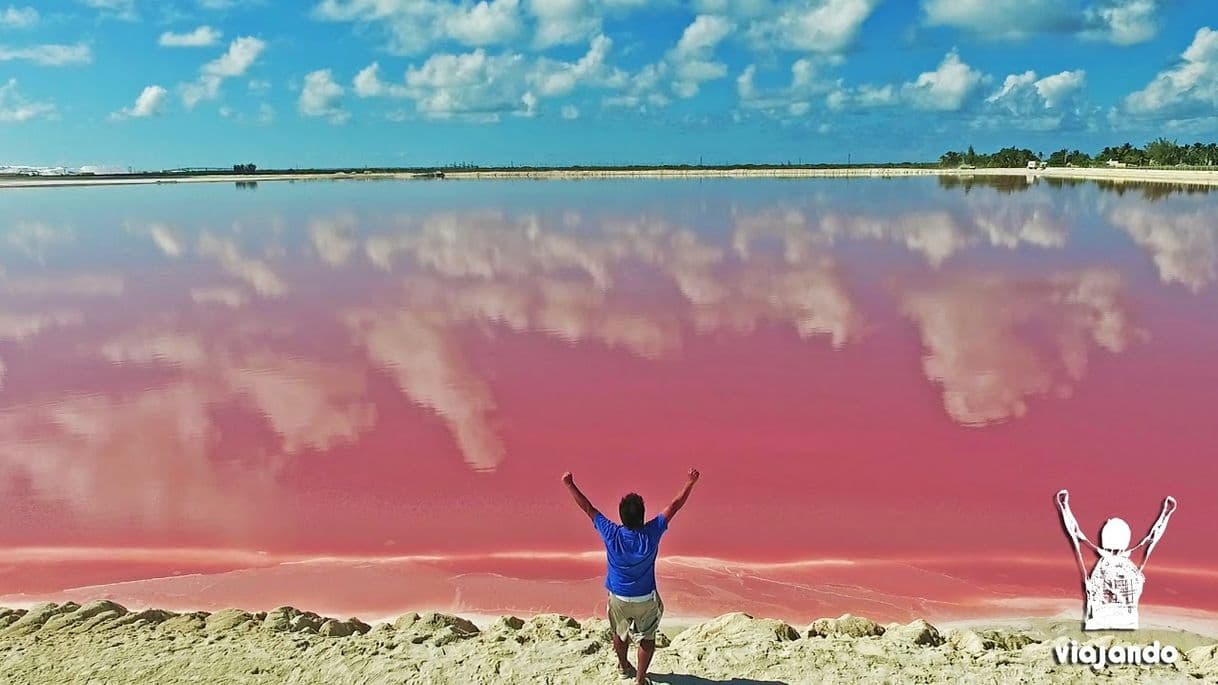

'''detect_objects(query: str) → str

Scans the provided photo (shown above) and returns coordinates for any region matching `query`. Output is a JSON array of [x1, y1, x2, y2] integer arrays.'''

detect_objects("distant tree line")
[[232, 163, 257, 173], [939, 139, 1218, 168]]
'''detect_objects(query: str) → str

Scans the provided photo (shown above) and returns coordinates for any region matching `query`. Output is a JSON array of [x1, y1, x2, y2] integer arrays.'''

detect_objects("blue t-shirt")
[[594, 512, 667, 597]]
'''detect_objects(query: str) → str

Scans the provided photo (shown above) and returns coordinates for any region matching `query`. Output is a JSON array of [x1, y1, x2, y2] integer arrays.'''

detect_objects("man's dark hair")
[[619, 493, 645, 531]]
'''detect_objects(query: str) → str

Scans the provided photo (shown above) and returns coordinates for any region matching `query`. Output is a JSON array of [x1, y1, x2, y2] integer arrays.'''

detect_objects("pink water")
[[0, 177, 1215, 626]]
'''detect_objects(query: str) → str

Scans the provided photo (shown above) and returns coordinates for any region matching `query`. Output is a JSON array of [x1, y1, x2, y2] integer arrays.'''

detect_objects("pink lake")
[[0, 176, 1215, 627]]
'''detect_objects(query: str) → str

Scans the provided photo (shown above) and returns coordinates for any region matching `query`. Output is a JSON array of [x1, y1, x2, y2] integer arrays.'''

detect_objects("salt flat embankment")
[[2, 166, 1217, 189]]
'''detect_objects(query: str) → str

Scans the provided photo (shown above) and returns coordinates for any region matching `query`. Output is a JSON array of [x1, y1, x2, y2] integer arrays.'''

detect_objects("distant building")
[[1106, 160, 1127, 168], [1, 165, 70, 176]]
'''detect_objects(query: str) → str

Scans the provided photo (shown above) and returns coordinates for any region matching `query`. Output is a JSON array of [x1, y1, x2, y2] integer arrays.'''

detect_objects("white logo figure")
[[1056, 490, 1176, 630]]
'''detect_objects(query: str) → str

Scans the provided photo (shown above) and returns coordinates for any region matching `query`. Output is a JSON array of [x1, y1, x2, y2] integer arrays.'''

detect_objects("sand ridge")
[[1, 601, 1216, 683]]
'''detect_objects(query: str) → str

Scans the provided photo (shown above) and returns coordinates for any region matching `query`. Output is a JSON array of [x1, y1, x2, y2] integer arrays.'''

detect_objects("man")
[[561, 468, 701, 684]]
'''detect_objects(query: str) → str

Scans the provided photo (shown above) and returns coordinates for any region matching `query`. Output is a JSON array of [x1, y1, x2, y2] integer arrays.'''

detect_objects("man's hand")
[[664, 467, 701, 523], [561, 471, 597, 520]]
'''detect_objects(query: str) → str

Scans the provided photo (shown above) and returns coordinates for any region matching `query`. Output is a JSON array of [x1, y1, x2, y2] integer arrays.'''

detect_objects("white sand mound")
[[0, 602, 1215, 683], [806, 613, 886, 638]]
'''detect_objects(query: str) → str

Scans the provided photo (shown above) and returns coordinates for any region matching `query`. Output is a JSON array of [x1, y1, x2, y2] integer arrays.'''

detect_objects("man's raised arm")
[[663, 468, 700, 523], [561, 472, 599, 520]]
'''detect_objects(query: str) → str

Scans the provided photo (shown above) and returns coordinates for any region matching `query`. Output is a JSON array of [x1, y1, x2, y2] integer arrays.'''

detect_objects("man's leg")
[[635, 639, 655, 684], [612, 633, 634, 673], [634, 593, 663, 683], [607, 597, 636, 677]]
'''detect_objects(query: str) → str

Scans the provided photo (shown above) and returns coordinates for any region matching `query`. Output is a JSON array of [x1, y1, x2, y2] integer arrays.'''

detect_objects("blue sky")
[[1, 0, 1216, 168]]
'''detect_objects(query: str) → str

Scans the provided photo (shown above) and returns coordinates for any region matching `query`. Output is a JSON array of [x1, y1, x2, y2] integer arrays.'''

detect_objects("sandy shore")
[[1, 166, 1216, 189], [1, 602, 1215, 684]]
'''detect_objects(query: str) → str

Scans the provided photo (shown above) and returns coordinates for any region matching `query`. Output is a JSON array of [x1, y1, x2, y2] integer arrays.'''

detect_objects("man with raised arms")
[[562, 468, 701, 685]]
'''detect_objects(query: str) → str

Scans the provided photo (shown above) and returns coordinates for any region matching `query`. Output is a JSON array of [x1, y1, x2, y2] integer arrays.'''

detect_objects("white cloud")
[[923, 0, 1077, 39], [0, 42, 91, 66], [110, 85, 169, 120], [824, 51, 987, 114], [159, 26, 223, 48], [313, 0, 525, 54], [1031, 69, 1086, 107], [312, 0, 440, 54], [354, 62, 402, 98], [530, 33, 624, 95], [900, 50, 986, 111], [180, 36, 266, 109], [0, 6, 38, 28], [311, 0, 657, 53], [738, 58, 841, 117], [299, 69, 349, 123], [663, 14, 733, 98], [355, 36, 624, 120], [78, 0, 137, 20], [676, 13, 733, 53], [203, 35, 266, 77], [1124, 27, 1218, 118], [445, 0, 523, 45], [528, 0, 599, 47], [922, 0, 1162, 44], [603, 62, 670, 109], [406, 49, 530, 119], [561, 103, 578, 119], [1082, 0, 1160, 45], [0, 78, 54, 122], [978, 68, 1088, 129], [740, 0, 879, 53], [314, 0, 648, 53], [198, 0, 261, 8]]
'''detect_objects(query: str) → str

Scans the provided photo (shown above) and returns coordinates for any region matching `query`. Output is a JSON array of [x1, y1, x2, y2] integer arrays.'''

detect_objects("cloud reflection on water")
[[0, 189, 1182, 475], [0, 180, 1209, 487], [900, 268, 1144, 426], [1108, 205, 1218, 292]]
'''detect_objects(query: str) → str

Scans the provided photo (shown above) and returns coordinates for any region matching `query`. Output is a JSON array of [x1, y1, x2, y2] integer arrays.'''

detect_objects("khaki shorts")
[[607, 592, 664, 641]]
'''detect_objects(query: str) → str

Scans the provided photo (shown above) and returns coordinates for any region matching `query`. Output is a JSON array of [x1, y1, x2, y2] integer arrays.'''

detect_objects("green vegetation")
[[941, 139, 1218, 168], [939, 146, 1040, 169]]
